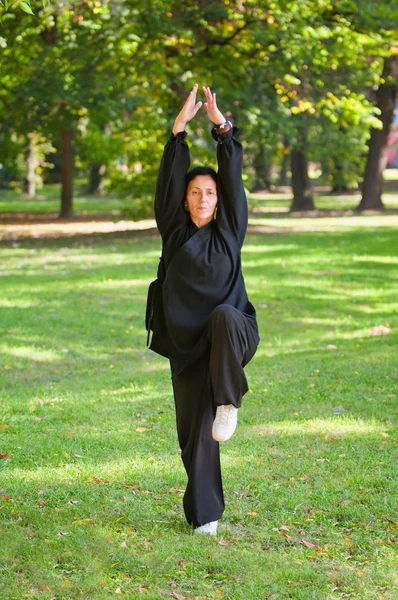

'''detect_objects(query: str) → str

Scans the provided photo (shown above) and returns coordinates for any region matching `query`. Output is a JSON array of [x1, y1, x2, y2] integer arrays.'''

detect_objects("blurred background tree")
[[0, 0, 397, 217]]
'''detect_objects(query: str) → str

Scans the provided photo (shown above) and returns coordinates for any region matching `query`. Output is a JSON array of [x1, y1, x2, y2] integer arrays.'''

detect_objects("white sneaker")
[[194, 520, 218, 535], [212, 404, 238, 442]]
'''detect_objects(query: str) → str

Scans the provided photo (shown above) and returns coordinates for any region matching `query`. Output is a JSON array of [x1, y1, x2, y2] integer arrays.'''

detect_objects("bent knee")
[[210, 304, 239, 324]]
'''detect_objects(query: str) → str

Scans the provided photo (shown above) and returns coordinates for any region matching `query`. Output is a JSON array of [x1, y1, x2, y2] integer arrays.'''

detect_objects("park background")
[[0, 1, 397, 599]]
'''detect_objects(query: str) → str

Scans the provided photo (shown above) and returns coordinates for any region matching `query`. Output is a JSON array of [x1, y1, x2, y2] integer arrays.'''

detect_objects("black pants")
[[171, 305, 260, 527]]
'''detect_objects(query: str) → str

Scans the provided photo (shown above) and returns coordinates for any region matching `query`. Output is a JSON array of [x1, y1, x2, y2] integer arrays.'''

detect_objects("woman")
[[150, 84, 259, 535]]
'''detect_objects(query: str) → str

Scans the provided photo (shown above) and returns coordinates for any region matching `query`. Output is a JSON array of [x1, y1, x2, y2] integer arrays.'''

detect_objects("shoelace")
[[216, 406, 233, 425]]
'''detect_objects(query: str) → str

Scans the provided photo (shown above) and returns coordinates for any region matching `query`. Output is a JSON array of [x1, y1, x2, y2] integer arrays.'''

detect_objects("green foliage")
[[0, 0, 45, 15], [0, 0, 397, 212]]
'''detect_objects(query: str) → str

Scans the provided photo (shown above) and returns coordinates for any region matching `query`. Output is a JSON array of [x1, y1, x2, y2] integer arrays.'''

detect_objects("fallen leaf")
[[280, 533, 293, 541], [247, 512, 258, 516], [115, 588, 122, 595], [131, 588, 148, 594], [289, 477, 296, 485], [279, 524, 290, 531], [170, 593, 186, 600], [37, 397, 44, 406], [369, 325, 390, 336], [57, 531, 69, 536], [327, 345, 337, 350], [136, 427, 148, 433], [381, 516, 395, 524], [0, 453, 12, 459], [0, 424, 8, 429], [169, 488, 185, 494], [217, 539, 230, 546], [300, 539, 315, 548]]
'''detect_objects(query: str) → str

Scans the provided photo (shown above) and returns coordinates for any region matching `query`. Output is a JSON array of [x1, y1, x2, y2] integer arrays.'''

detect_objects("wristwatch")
[[214, 120, 232, 131]]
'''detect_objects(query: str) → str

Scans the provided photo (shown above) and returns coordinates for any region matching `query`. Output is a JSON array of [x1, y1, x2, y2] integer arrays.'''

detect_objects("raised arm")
[[154, 85, 203, 238], [154, 133, 190, 238], [203, 87, 248, 246]]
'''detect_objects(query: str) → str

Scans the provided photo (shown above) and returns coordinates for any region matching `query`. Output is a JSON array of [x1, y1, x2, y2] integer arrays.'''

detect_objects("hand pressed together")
[[172, 84, 227, 136]]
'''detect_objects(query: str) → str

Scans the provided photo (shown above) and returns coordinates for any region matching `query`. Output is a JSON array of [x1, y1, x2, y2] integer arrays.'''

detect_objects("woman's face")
[[185, 175, 218, 226]]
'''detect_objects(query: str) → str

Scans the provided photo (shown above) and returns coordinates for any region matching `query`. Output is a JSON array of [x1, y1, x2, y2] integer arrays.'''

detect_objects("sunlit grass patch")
[[0, 344, 61, 362], [256, 416, 386, 436]]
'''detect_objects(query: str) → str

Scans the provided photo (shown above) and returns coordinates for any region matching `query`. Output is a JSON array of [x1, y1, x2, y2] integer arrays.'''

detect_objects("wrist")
[[212, 114, 226, 126], [172, 120, 186, 136], [214, 120, 232, 134]]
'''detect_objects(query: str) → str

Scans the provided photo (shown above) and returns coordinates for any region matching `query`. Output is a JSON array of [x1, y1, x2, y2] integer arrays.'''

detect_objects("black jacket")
[[152, 126, 257, 376]]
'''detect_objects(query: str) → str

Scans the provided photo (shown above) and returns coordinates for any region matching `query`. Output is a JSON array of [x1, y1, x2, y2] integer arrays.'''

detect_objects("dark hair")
[[186, 165, 218, 188]]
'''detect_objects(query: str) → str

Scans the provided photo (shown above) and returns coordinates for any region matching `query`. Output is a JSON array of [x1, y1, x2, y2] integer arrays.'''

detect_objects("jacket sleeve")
[[154, 131, 190, 238], [213, 126, 248, 247]]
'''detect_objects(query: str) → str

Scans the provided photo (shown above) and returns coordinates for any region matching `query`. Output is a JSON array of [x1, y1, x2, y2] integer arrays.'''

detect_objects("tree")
[[359, 53, 398, 210], [0, 1, 145, 217]]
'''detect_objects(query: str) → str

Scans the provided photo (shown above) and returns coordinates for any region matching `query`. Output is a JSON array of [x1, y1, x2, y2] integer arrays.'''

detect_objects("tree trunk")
[[59, 128, 74, 219], [289, 148, 315, 211], [24, 133, 36, 198], [358, 55, 398, 211], [252, 146, 271, 191], [88, 164, 102, 195]]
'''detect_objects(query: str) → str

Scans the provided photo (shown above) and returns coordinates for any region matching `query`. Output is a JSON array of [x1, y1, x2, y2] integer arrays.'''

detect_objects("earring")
[[184, 203, 190, 212]]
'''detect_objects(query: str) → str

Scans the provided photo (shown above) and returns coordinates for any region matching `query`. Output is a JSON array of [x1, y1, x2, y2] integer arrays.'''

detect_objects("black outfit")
[[153, 126, 259, 526]]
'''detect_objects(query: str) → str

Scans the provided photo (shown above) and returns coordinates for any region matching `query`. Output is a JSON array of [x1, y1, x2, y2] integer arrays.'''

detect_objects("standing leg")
[[208, 304, 259, 408], [171, 351, 225, 527]]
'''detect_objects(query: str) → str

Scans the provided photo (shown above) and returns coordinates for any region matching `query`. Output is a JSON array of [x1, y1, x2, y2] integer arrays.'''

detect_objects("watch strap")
[[214, 120, 232, 130]]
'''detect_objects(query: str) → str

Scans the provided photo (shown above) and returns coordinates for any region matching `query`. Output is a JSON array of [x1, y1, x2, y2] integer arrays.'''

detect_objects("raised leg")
[[208, 305, 259, 408]]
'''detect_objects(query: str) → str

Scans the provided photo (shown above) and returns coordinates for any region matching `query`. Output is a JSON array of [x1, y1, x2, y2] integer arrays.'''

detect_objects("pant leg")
[[208, 305, 260, 408], [171, 350, 225, 527]]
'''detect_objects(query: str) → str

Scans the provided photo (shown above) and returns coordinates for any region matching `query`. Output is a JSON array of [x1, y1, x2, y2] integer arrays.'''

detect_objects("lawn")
[[0, 205, 397, 599]]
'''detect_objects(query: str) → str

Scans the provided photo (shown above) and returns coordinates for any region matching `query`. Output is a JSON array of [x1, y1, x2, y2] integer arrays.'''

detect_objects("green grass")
[[0, 211, 397, 599], [248, 191, 398, 213], [0, 183, 126, 216]]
